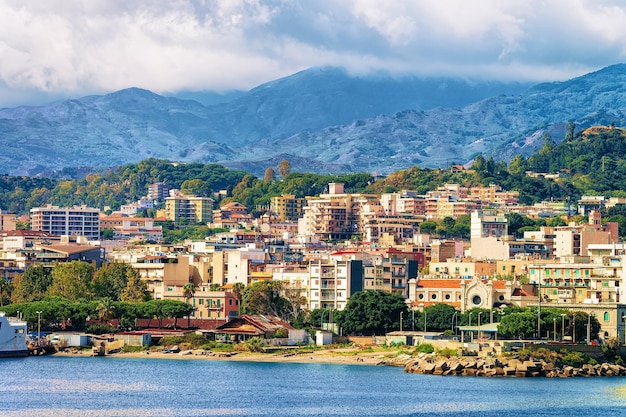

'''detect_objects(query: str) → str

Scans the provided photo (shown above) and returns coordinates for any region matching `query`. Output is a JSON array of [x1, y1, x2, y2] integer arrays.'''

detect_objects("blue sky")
[[1, 0, 626, 107]]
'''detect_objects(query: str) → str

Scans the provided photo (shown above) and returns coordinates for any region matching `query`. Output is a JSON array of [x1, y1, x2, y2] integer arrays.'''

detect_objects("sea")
[[1, 356, 626, 417]]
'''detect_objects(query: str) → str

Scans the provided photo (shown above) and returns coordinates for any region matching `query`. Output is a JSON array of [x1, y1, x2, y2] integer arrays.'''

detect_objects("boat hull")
[[0, 349, 29, 358]]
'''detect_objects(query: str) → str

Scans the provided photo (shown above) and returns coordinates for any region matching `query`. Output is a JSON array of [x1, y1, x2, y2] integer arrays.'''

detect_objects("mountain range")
[[1, 64, 626, 177]]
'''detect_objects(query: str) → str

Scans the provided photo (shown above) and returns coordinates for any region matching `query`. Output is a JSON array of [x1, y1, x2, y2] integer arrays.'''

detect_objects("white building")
[[30, 205, 100, 240]]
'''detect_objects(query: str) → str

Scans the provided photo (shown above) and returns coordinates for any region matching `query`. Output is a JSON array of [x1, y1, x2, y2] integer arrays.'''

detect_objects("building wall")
[[30, 205, 100, 240]]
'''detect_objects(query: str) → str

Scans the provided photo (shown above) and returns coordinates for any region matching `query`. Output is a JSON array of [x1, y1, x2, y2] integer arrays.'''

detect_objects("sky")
[[1, 0, 626, 108]]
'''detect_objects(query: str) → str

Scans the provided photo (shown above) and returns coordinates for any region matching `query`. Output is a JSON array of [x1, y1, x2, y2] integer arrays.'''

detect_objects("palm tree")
[[183, 282, 195, 303], [183, 283, 195, 328], [96, 297, 116, 324], [232, 282, 245, 316]]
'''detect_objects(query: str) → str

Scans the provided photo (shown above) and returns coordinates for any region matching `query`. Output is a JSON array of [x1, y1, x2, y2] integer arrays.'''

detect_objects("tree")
[[182, 282, 196, 328], [419, 221, 437, 235], [120, 270, 151, 302], [336, 290, 408, 335], [263, 167, 276, 184], [240, 281, 292, 320], [277, 159, 291, 178], [96, 297, 116, 323], [91, 263, 132, 300], [11, 265, 53, 303], [508, 154, 527, 176], [565, 121, 576, 143], [424, 304, 458, 332], [497, 311, 537, 339], [47, 261, 94, 301], [180, 179, 211, 197], [231, 282, 245, 314], [101, 228, 115, 240], [183, 283, 195, 304], [0, 277, 11, 306], [145, 299, 193, 328], [546, 217, 567, 227]]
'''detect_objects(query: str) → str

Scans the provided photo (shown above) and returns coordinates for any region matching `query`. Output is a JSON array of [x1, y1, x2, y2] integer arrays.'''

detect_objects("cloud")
[[0, 0, 625, 106]]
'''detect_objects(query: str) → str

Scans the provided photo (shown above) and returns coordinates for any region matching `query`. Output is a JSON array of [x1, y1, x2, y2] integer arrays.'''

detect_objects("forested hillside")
[[1, 126, 626, 216]]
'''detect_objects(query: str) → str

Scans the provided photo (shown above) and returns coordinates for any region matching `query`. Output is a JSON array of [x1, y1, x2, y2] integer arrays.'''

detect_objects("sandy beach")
[[53, 346, 396, 366]]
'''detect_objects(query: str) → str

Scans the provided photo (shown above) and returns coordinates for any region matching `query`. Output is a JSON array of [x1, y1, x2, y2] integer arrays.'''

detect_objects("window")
[[445, 294, 450, 300], [472, 295, 482, 305], [604, 312, 609, 322], [418, 294, 424, 300], [431, 293, 437, 300]]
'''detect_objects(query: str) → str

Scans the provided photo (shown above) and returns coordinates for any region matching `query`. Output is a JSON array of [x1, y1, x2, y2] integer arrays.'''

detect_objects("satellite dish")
[[260, 223, 270, 233]]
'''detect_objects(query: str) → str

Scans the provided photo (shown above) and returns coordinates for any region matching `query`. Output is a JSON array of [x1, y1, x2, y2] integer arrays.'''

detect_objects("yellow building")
[[270, 194, 306, 222], [164, 195, 213, 223]]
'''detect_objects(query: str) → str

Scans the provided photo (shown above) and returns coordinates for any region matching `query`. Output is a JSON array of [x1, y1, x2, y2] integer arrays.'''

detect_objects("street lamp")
[[400, 311, 403, 332], [469, 312, 473, 342], [561, 313, 566, 342], [423, 309, 427, 333], [478, 312, 483, 342], [553, 318, 557, 342]]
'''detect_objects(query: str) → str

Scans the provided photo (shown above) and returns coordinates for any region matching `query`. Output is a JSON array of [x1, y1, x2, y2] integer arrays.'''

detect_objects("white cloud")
[[0, 0, 625, 106]]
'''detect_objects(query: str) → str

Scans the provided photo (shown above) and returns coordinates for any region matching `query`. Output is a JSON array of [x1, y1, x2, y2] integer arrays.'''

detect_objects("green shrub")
[[159, 334, 208, 349], [562, 351, 591, 367], [241, 337, 265, 352], [273, 328, 289, 338], [122, 345, 148, 353], [438, 347, 459, 357], [414, 343, 435, 354]]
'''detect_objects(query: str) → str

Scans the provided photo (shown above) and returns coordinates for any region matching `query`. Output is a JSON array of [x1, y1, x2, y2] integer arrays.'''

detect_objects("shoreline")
[[51, 347, 392, 366]]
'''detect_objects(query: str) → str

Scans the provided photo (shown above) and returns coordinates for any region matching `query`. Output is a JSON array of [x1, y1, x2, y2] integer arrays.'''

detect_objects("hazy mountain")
[[1, 64, 625, 176]]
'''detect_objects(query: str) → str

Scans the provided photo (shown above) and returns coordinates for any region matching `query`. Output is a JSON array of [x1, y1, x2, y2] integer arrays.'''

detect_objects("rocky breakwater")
[[382, 353, 626, 377]]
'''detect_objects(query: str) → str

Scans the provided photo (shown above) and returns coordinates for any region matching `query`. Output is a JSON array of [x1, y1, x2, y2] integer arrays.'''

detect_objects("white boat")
[[0, 311, 29, 357]]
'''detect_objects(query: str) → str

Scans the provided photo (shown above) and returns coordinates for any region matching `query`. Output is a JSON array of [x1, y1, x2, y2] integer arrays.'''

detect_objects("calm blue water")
[[1, 356, 626, 416]]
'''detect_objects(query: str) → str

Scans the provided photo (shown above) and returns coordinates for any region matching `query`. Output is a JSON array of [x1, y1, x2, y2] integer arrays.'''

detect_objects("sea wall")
[[382, 353, 626, 377]]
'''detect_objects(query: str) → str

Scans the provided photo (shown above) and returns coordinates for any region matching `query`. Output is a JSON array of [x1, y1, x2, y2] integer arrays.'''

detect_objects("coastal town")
[[2, 161, 626, 367]]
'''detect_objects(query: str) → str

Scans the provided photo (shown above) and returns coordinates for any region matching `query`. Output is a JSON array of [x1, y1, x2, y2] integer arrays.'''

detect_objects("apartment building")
[[30, 205, 100, 240], [308, 259, 363, 311], [161, 285, 239, 320], [148, 182, 170, 202], [270, 194, 306, 222], [100, 215, 163, 242], [0, 211, 17, 231], [298, 183, 382, 241], [164, 195, 213, 223], [529, 257, 626, 342]]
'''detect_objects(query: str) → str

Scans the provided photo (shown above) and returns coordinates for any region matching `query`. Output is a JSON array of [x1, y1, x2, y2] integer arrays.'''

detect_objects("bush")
[[240, 337, 265, 352], [273, 328, 288, 338], [438, 347, 459, 357], [562, 351, 591, 367], [414, 343, 435, 354], [122, 345, 148, 353], [159, 334, 208, 349]]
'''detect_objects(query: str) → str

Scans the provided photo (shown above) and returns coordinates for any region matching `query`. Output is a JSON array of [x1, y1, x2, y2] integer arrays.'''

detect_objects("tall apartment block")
[[30, 205, 100, 240], [165, 196, 213, 223], [148, 182, 170, 202]]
